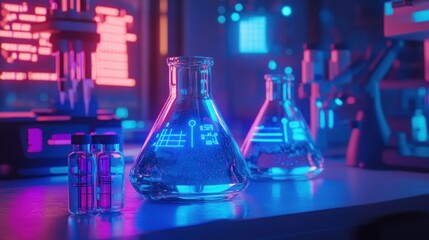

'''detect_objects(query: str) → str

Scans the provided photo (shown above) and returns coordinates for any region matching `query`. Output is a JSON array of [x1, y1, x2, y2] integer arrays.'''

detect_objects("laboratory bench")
[[1, 159, 429, 240]]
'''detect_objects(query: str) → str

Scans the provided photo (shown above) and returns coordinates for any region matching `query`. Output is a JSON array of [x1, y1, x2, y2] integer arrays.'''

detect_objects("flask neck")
[[72, 144, 90, 152], [168, 57, 213, 99], [265, 78, 294, 101], [103, 144, 120, 152]]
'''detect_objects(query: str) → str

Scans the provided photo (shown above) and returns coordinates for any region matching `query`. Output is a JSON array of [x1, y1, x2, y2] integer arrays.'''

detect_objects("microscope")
[[347, 0, 429, 172]]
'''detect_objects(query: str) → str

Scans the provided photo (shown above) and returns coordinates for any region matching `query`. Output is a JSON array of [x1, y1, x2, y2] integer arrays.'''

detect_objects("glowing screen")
[[239, 16, 268, 54], [0, 1, 137, 87]]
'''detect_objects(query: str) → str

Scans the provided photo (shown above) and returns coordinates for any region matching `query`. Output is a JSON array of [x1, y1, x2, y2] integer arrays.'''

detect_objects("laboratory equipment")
[[129, 56, 249, 201], [91, 134, 103, 155], [32, 0, 99, 116], [96, 134, 124, 213], [300, 43, 325, 143], [241, 74, 324, 180], [68, 134, 96, 215], [346, 1, 429, 172], [0, 1, 125, 178]]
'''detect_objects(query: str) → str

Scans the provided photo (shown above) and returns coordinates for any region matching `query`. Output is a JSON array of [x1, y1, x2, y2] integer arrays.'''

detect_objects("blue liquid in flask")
[[129, 56, 249, 201], [241, 74, 324, 180]]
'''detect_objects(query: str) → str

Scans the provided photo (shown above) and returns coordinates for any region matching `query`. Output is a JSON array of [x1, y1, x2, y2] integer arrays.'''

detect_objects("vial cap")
[[71, 134, 91, 144], [100, 134, 120, 144], [303, 43, 321, 50], [91, 134, 102, 144]]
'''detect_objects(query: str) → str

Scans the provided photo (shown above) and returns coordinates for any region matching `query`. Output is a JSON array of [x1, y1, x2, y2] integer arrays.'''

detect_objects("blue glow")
[[384, 2, 394, 16], [200, 123, 219, 145], [281, 118, 289, 142], [284, 66, 293, 74], [39, 93, 49, 102], [234, 3, 243, 12], [334, 98, 343, 106], [413, 9, 429, 23], [153, 123, 186, 148], [281, 5, 292, 17], [328, 109, 334, 129], [49, 166, 68, 174], [217, 5, 225, 14], [177, 184, 232, 194], [271, 167, 287, 175], [253, 132, 282, 137], [217, 15, 226, 24], [316, 101, 322, 108], [268, 60, 277, 70], [5, 92, 16, 103], [115, 107, 129, 119], [239, 17, 268, 53], [292, 133, 306, 141], [290, 166, 316, 175], [251, 138, 283, 143], [122, 120, 137, 129], [319, 110, 326, 129], [289, 121, 300, 128], [272, 116, 278, 122], [188, 120, 196, 148], [231, 12, 240, 22], [137, 121, 145, 128]]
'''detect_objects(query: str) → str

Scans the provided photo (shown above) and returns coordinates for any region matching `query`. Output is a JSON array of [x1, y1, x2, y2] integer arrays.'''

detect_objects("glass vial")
[[68, 134, 96, 214], [97, 134, 125, 212], [241, 74, 324, 180], [129, 56, 249, 201], [91, 134, 103, 155]]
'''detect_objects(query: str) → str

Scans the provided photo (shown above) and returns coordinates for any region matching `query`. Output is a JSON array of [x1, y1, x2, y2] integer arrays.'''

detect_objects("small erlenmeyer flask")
[[129, 56, 249, 201], [241, 74, 324, 180]]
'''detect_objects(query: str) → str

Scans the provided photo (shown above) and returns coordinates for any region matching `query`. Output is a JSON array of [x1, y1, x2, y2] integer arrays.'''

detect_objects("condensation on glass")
[[129, 56, 249, 201], [241, 74, 324, 180]]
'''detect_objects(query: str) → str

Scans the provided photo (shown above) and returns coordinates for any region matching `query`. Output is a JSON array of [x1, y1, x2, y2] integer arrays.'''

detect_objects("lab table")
[[1, 160, 429, 240]]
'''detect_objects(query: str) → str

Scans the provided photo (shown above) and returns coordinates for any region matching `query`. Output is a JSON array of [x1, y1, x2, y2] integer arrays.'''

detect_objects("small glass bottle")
[[97, 134, 125, 213], [241, 74, 324, 180], [68, 134, 96, 214]]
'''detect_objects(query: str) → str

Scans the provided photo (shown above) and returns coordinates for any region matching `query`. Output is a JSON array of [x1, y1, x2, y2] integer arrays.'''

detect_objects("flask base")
[[249, 166, 323, 181], [131, 182, 248, 201]]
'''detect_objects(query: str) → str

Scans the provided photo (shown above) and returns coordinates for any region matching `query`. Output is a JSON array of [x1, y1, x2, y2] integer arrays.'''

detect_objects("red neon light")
[[12, 23, 31, 31], [35, 7, 47, 15], [1, 3, 136, 87], [124, 15, 134, 23], [96, 78, 136, 87], [18, 52, 31, 61], [0, 72, 27, 80], [95, 6, 119, 16], [2, 3, 27, 13], [29, 72, 56, 81], [38, 47, 51, 55], [125, 33, 137, 42], [12, 31, 32, 39]]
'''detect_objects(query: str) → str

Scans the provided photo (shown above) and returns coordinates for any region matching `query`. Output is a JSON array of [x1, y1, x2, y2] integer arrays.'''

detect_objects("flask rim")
[[264, 74, 295, 82], [167, 56, 214, 67]]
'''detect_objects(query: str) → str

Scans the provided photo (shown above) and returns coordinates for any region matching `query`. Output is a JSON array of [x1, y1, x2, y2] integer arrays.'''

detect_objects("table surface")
[[2, 159, 429, 240]]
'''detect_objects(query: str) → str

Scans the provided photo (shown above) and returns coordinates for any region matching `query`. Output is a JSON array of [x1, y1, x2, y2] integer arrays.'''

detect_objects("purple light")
[[47, 133, 71, 145], [27, 128, 43, 153]]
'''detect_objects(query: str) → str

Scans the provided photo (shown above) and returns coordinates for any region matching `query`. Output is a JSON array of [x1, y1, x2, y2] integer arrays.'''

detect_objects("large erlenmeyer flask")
[[129, 56, 249, 201], [241, 74, 324, 180]]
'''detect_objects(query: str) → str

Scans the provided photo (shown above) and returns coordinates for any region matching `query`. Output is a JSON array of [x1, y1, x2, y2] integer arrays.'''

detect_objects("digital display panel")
[[0, 0, 143, 119]]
